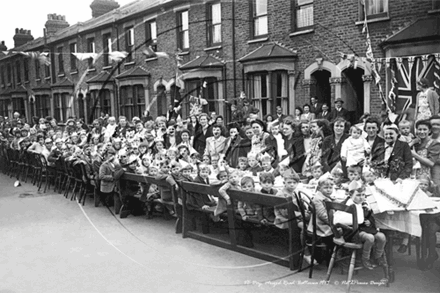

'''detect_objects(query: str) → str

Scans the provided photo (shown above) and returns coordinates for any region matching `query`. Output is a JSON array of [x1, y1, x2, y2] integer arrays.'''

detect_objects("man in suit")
[[329, 98, 350, 122], [310, 96, 323, 115], [274, 106, 287, 123], [317, 103, 332, 121]]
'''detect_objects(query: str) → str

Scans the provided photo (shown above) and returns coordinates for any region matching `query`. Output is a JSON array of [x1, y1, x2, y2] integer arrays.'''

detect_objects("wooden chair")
[[295, 191, 330, 278], [324, 201, 363, 293]]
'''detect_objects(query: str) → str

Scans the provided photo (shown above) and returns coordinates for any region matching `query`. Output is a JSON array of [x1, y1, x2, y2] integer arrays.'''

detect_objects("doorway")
[[311, 70, 331, 106], [342, 67, 364, 123]]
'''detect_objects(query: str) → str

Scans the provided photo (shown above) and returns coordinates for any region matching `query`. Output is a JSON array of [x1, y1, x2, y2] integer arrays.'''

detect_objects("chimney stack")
[[90, 0, 120, 18], [13, 28, 34, 48], [45, 14, 70, 36], [0, 41, 7, 51]]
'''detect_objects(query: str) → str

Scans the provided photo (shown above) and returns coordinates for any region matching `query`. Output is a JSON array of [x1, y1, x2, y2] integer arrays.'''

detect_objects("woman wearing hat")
[[382, 124, 413, 182], [415, 78, 439, 121]]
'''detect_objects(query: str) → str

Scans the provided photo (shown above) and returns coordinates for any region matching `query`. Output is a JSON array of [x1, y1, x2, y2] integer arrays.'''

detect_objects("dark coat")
[[193, 125, 213, 155], [224, 135, 245, 168], [386, 140, 413, 181], [163, 132, 182, 149], [310, 103, 323, 115], [369, 136, 386, 166], [317, 110, 332, 121], [329, 107, 350, 122], [321, 133, 349, 173]]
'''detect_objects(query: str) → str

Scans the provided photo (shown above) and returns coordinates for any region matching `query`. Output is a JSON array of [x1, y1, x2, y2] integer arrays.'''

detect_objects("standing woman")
[[321, 117, 349, 173], [293, 107, 303, 122], [300, 104, 316, 122], [303, 119, 330, 177], [415, 78, 439, 121], [193, 113, 212, 155], [365, 117, 385, 167], [410, 119, 440, 179]]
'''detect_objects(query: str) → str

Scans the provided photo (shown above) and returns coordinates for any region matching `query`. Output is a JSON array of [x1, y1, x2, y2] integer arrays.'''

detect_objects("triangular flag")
[[108, 51, 128, 62]]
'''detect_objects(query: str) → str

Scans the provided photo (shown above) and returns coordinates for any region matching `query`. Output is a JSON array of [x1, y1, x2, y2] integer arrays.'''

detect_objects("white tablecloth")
[[374, 199, 440, 237]]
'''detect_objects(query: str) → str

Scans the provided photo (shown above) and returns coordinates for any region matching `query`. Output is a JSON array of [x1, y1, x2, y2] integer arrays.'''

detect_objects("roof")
[[33, 83, 52, 92], [116, 66, 150, 79], [381, 16, 440, 46], [179, 55, 224, 70], [0, 87, 12, 97], [51, 78, 74, 88], [10, 85, 28, 95], [86, 70, 114, 83], [239, 42, 297, 63], [13, 0, 164, 51]]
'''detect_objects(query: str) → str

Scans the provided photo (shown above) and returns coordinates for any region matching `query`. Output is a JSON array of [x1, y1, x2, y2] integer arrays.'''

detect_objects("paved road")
[[0, 174, 439, 293]]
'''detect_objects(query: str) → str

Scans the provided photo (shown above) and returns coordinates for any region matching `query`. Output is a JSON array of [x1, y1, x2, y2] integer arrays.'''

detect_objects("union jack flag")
[[391, 55, 439, 113]]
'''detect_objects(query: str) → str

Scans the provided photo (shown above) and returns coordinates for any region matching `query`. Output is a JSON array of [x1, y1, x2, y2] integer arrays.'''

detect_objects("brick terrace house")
[[1, 0, 440, 124]]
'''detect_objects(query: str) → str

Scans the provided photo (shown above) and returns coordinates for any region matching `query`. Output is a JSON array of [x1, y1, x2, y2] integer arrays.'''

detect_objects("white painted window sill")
[[145, 57, 158, 62], [289, 29, 314, 37], [355, 16, 390, 26], [247, 37, 268, 44], [204, 45, 222, 52]]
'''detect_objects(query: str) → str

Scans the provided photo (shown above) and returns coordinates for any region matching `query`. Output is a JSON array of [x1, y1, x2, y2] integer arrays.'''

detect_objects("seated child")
[[308, 164, 324, 188], [186, 164, 217, 212], [237, 157, 248, 171], [216, 169, 241, 216], [341, 125, 371, 167], [308, 177, 336, 244], [260, 154, 275, 173], [334, 181, 387, 270], [259, 172, 277, 223], [346, 165, 363, 187], [247, 152, 263, 176], [398, 120, 415, 144], [275, 168, 315, 264], [237, 177, 263, 222], [362, 166, 376, 197], [142, 164, 161, 219]]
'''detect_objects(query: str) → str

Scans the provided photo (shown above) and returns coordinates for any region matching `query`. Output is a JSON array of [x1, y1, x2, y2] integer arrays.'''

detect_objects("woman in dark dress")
[[321, 117, 349, 173]]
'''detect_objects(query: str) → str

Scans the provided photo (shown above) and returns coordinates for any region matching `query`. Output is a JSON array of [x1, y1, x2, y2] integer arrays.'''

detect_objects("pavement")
[[0, 173, 439, 293]]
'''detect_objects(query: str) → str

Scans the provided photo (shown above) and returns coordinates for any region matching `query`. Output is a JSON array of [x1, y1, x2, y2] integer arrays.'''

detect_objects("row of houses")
[[0, 0, 439, 124]]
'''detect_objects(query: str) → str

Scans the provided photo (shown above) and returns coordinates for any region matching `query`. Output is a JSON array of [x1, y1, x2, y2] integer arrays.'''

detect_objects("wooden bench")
[[180, 181, 302, 270], [121, 173, 182, 233]]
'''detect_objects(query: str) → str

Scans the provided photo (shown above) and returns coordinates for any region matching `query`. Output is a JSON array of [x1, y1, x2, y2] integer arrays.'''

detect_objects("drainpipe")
[[232, 0, 237, 100]]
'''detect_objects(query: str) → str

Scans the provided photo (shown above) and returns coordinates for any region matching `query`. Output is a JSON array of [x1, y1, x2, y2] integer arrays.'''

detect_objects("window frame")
[[145, 19, 158, 52], [57, 46, 64, 74], [251, 0, 268, 38], [359, 0, 389, 21], [15, 60, 22, 84], [35, 59, 41, 80], [6, 63, 12, 84], [70, 43, 77, 71], [293, 0, 314, 31], [24, 59, 29, 82], [125, 27, 135, 63], [207, 2, 222, 47], [0, 66, 5, 86], [87, 38, 95, 69], [103, 33, 112, 66], [120, 85, 145, 120], [177, 10, 190, 51]]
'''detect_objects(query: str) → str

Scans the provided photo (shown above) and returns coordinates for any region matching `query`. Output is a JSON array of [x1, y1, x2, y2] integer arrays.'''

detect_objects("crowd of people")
[[1, 83, 439, 271]]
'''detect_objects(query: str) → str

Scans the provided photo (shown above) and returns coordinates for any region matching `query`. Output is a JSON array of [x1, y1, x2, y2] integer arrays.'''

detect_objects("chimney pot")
[[15, 28, 19, 34]]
